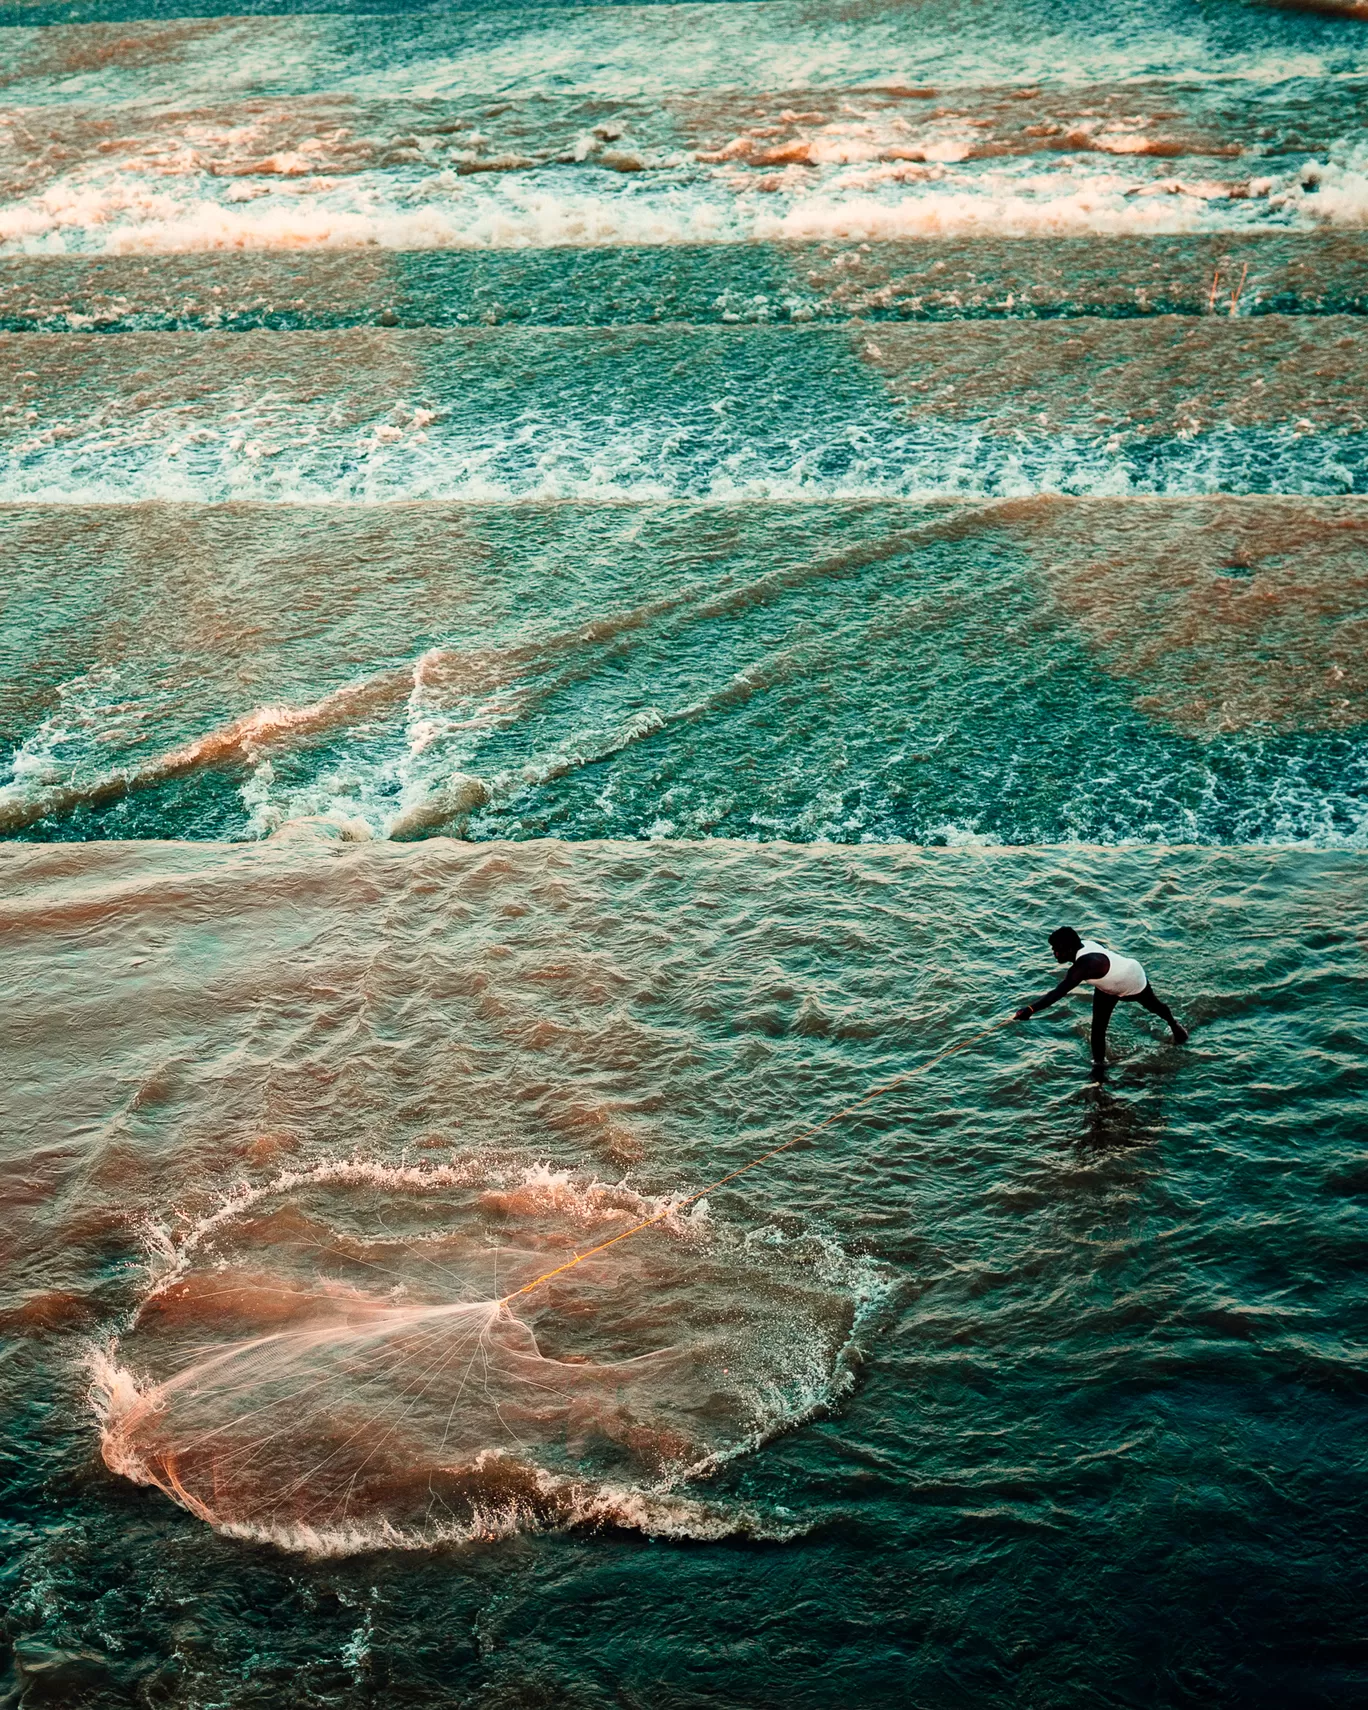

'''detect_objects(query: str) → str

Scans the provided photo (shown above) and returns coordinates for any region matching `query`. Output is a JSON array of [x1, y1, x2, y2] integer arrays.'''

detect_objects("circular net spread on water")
[[95, 1161, 877, 1554]]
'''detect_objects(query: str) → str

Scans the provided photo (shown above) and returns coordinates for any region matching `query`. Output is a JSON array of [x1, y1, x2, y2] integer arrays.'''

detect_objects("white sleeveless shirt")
[[1076, 939, 1147, 998]]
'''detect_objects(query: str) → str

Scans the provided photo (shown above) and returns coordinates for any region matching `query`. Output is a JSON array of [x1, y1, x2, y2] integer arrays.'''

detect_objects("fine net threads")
[[93, 1161, 877, 1553], [94, 1029, 994, 1553]]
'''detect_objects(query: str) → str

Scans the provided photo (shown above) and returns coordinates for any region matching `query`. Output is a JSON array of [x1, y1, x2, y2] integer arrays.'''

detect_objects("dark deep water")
[[2, 0, 1367, 1705]]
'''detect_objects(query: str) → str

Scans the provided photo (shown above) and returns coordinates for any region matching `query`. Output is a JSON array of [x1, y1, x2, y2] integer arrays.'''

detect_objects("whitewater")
[[1, 1, 1366, 1707]]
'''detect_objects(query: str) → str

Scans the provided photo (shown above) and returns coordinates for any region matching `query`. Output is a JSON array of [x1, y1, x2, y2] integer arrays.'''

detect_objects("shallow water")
[[3, 321, 1368, 504], [2, 497, 1366, 846], [5, 1, 1368, 256], [2, 0, 1367, 1703], [2, 840, 1366, 1704], [9, 236, 1368, 331]]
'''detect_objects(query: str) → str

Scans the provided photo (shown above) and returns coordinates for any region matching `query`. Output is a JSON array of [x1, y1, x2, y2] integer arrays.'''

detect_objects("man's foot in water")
[[1090, 1058, 1107, 1081], [1171, 1023, 1190, 1045]]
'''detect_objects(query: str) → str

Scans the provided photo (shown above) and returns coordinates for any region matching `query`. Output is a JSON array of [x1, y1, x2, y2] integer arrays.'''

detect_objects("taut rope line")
[[500, 1013, 1015, 1308]]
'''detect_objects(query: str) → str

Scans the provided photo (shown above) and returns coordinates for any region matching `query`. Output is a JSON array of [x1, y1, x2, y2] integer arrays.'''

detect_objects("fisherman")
[[1015, 927, 1188, 1076]]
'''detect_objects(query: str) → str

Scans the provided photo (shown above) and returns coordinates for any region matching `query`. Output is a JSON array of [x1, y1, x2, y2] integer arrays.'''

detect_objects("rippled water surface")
[[3, 841, 1367, 1704], [2, 498, 1366, 847], [2, 0, 1366, 1704]]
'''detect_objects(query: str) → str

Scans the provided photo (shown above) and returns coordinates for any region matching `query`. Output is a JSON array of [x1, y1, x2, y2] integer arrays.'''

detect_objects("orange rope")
[[500, 1013, 1015, 1307]]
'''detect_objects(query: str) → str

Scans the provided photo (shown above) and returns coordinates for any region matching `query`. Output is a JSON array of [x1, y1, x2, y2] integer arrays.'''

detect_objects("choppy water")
[[2, 0, 1367, 1705], [3, 842, 1367, 1704]]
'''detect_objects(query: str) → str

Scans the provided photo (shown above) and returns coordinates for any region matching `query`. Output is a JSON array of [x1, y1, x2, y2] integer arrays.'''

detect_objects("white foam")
[[209, 1462, 806, 1557], [5, 417, 1361, 515], [4, 139, 1366, 256], [94, 1153, 884, 1554]]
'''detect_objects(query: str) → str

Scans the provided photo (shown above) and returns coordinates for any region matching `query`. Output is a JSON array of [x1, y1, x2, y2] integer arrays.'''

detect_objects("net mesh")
[[95, 1161, 870, 1553]]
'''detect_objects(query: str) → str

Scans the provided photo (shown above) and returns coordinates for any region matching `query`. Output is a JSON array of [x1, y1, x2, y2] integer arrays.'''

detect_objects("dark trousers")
[[1091, 984, 1179, 1063]]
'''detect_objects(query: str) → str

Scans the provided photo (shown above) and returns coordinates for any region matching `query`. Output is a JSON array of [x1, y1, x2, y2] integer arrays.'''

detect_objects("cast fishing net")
[[95, 1161, 875, 1553], [95, 1027, 1002, 1552]]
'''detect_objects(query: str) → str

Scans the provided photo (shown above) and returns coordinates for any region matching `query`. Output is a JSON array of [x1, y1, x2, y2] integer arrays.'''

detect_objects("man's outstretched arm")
[[1015, 953, 1110, 1020]]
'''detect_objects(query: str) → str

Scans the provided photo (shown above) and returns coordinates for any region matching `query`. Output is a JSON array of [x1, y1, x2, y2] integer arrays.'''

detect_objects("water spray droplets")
[[95, 1158, 877, 1553]]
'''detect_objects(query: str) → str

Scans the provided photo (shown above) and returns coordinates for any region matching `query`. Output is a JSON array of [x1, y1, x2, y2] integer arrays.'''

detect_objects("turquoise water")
[[2, 0, 1367, 1704], [3, 842, 1366, 1706], [2, 499, 1366, 846]]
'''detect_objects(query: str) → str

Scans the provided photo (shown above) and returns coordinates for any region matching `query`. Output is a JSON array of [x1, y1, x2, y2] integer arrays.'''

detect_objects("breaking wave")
[[6, 151, 1368, 259]]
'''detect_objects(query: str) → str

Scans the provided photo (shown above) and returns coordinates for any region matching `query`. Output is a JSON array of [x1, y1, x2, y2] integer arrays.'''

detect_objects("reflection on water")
[[1076, 1079, 1167, 1151]]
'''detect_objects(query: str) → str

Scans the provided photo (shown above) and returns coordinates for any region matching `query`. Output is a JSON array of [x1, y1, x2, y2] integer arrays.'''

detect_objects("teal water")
[[2, 499, 1365, 846], [2, 842, 1366, 1707], [2, 0, 1367, 1704]]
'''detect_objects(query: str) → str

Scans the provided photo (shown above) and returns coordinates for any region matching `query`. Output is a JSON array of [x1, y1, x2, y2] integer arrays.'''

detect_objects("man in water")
[[1015, 927, 1188, 1076]]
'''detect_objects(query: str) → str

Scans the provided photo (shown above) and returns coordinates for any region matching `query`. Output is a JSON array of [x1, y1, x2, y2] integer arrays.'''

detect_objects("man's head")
[[1049, 927, 1083, 963]]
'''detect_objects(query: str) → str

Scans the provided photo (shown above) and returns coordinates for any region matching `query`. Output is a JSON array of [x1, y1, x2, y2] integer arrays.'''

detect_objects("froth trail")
[[3, 321, 1365, 507], [4, 0, 1368, 256], [3, 498, 1364, 848], [3, 82, 1367, 258]]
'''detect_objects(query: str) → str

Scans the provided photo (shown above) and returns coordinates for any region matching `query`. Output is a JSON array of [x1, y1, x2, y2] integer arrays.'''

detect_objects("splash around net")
[[93, 1159, 883, 1555]]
